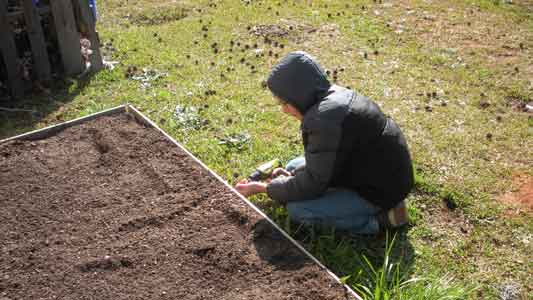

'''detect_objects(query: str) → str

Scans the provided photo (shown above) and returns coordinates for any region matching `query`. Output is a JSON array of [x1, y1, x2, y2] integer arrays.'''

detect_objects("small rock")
[[500, 282, 521, 300], [479, 100, 490, 109], [443, 197, 457, 210]]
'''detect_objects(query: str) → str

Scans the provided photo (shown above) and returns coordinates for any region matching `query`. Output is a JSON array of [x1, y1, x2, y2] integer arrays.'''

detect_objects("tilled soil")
[[0, 113, 353, 300]]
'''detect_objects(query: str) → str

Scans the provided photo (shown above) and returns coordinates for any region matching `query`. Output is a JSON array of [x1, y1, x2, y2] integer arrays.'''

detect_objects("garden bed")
[[0, 107, 355, 300]]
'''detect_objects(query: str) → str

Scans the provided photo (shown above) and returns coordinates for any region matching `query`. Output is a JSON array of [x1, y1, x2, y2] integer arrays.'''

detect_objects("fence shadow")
[[0, 74, 97, 139]]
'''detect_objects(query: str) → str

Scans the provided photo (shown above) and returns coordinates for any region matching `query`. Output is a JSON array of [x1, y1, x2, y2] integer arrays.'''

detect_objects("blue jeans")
[[284, 157, 380, 234]]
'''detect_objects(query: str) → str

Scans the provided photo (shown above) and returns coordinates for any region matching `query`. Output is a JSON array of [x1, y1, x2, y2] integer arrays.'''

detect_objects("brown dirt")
[[498, 173, 533, 213], [424, 200, 473, 239], [0, 113, 353, 300]]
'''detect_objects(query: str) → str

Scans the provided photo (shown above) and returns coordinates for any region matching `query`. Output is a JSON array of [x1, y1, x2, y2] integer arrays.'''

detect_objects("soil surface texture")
[[0, 113, 353, 300]]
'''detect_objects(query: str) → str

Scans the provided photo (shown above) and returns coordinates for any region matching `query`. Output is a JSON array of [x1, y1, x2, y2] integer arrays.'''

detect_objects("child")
[[235, 51, 414, 234]]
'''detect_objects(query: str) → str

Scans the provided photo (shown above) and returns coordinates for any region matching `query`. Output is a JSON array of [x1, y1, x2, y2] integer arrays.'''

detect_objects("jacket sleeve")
[[266, 119, 342, 204]]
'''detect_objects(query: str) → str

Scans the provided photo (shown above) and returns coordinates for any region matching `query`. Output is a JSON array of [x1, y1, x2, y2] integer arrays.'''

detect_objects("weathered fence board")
[[1, 0, 102, 99], [0, 0, 24, 98], [74, 0, 102, 71], [22, 0, 51, 82], [49, 0, 84, 76]]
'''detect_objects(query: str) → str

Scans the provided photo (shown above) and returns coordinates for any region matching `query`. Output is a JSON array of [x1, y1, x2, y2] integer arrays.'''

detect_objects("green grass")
[[1, 0, 532, 299], [346, 234, 476, 300]]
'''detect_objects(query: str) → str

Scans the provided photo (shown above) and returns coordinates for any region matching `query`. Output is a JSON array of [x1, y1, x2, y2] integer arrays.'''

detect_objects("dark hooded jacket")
[[266, 51, 414, 211]]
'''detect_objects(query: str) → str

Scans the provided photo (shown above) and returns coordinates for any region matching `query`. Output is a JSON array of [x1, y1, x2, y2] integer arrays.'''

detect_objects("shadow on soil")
[[0, 74, 97, 139], [251, 219, 308, 271]]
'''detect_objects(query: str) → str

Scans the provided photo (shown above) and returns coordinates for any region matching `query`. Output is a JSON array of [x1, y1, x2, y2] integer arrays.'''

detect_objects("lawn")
[[1, 0, 532, 299]]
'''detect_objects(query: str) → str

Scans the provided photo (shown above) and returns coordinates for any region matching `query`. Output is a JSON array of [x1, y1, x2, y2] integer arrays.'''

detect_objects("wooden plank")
[[74, 0, 103, 72], [0, 0, 24, 98], [49, 0, 84, 76], [7, 6, 51, 22], [22, 0, 51, 82]]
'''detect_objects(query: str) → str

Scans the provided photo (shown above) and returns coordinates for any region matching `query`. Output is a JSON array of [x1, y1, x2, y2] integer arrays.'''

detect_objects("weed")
[[172, 105, 203, 131], [345, 234, 477, 300]]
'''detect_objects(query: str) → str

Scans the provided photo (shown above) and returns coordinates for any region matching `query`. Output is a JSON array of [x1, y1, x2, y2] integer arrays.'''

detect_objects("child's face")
[[275, 97, 302, 120]]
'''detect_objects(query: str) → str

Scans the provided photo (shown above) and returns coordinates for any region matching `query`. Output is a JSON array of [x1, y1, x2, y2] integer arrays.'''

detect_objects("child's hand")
[[235, 179, 267, 197], [271, 168, 292, 178]]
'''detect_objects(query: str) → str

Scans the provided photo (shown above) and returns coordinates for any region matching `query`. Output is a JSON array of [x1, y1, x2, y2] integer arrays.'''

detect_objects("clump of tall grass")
[[343, 233, 476, 300]]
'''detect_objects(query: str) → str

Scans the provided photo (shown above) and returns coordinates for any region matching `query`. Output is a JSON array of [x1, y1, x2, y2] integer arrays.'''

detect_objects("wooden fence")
[[0, 0, 103, 99]]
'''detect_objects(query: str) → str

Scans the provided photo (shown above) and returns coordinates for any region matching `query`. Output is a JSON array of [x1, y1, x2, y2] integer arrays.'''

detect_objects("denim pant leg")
[[284, 156, 380, 234], [285, 156, 305, 173], [286, 189, 380, 234]]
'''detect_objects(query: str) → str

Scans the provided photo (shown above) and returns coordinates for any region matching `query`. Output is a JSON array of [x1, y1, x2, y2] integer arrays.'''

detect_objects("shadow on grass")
[[257, 202, 415, 288], [293, 222, 415, 282], [0, 75, 97, 139]]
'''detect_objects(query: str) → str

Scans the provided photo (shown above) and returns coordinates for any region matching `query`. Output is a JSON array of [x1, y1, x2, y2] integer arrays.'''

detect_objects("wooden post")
[[22, 0, 51, 82], [73, 0, 103, 72], [49, 0, 84, 76], [0, 0, 24, 98]]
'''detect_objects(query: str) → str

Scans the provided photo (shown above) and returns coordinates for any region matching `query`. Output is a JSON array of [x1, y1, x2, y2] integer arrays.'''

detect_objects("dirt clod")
[[443, 196, 457, 210], [479, 100, 490, 109]]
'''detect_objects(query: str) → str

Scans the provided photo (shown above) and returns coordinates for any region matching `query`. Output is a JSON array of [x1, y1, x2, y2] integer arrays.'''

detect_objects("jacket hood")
[[267, 51, 331, 114]]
